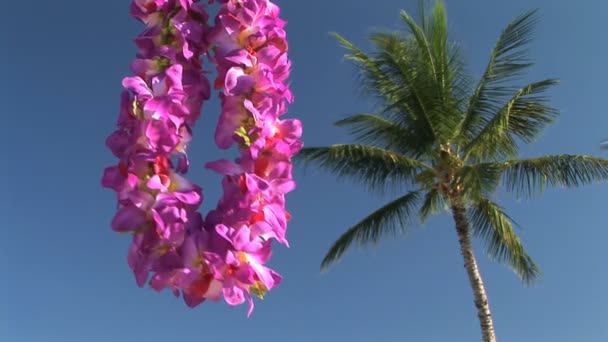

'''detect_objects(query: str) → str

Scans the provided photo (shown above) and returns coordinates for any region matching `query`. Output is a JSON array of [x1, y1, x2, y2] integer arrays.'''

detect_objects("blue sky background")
[[1, 0, 607, 341]]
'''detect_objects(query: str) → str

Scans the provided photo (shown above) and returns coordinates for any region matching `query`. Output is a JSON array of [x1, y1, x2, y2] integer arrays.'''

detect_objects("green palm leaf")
[[468, 198, 540, 283], [366, 32, 441, 146], [420, 187, 446, 223], [332, 33, 412, 127], [459, 9, 540, 143], [333, 114, 424, 157], [464, 79, 559, 161], [295, 145, 433, 192], [457, 163, 503, 202], [321, 191, 422, 269], [501, 155, 608, 197], [399, 7, 438, 82]]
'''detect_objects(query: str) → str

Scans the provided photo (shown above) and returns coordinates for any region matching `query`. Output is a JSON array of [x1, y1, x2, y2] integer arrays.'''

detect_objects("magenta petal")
[[224, 67, 255, 96], [118, 91, 135, 125], [223, 284, 246, 306], [105, 130, 131, 158], [127, 190, 155, 211], [131, 58, 159, 78], [214, 125, 238, 149], [205, 279, 224, 301], [183, 292, 206, 308], [242, 99, 263, 121], [263, 205, 289, 245], [231, 228, 254, 251], [173, 190, 201, 205], [176, 154, 189, 173], [111, 205, 148, 232], [250, 263, 280, 292], [257, 45, 281, 66], [181, 237, 198, 267], [214, 97, 247, 149], [215, 224, 233, 243], [170, 172, 197, 193], [147, 175, 168, 191], [185, 212, 204, 234], [143, 98, 171, 119], [122, 76, 152, 97], [101, 166, 125, 191], [127, 235, 150, 287], [247, 240, 273, 265], [234, 265, 255, 284], [251, 221, 274, 239], [246, 295, 255, 317], [144, 120, 180, 153], [178, 0, 194, 11], [274, 179, 296, 193], [278, 118, 303, 142], [245, 174, 269, 192], [165, 64, 184, 93], [225, 49, 254, 67], [149, 270, 180, 292]]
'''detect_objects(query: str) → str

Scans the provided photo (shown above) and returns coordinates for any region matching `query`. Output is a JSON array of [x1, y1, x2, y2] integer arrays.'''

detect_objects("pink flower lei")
[[101, 0, 301, 316]]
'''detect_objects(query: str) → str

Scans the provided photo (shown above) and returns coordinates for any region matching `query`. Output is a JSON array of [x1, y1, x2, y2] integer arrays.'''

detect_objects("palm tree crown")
[[296, 1, 608, 284]]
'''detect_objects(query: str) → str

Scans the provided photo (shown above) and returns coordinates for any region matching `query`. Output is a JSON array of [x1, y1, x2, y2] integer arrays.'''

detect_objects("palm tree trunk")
[[450, 200, 497, 342]]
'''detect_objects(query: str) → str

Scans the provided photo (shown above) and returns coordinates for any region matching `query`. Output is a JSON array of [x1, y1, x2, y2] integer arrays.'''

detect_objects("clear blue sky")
[[1, 0, 607, 341]]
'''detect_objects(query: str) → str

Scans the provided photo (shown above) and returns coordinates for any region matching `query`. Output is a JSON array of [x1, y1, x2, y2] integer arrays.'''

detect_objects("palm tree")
[[295, 1, 608, 341]]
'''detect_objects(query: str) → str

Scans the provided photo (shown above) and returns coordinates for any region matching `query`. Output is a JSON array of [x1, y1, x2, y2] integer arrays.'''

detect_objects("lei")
[[101, 0, 301, 315]]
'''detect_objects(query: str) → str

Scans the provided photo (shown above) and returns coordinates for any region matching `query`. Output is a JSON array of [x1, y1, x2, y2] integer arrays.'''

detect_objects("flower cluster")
[[101, 0, 300, 315], [202, 0, 302, 313]]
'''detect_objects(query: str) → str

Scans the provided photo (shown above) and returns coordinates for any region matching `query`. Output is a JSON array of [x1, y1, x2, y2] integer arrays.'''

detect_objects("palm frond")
[[446, 42, 473, 115], [368, 32, 442, 143], [468, 198, 540, 284], [399, 8, 438, 84], [464, 79, 559, 161], [426, 0, 449, 95], [457, 162, 504, 202], [501, 155, 608, 197], [294, 145, 434, 193], [395, 4, 464, 141], [426, 1, 473, 139], [332, 33, 410, 120], [420, 0, 472, 112], [415, 169, 438, 190], [458, 9, 540, 143], [334, 114, 425, 157], [333, 32, 437, 153], [321, 191, 422, 269], [420, 187, 446, 223], [332, 33, 401, 116]]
